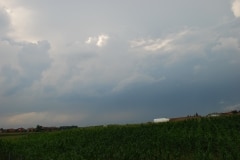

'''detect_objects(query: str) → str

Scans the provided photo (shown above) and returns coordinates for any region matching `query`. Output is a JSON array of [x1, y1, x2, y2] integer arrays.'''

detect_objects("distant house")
[[153, 118, 170, 123], [207, 113, 220, 117], [27, 128, 36, 132], [17, 128, 26, 132], [7, 128, 16, 133]]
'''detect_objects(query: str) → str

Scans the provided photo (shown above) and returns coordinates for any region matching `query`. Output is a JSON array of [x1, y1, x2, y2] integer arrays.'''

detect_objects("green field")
[[1, 115, 240, 160]]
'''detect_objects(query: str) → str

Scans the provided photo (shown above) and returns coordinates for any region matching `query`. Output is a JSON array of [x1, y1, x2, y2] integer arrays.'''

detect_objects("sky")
[[0, 0, 240, 128]]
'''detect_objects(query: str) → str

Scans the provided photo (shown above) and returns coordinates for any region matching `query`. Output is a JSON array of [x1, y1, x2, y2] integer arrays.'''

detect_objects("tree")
[[231, 110, 238, 114], [36, 125, 43, 132]]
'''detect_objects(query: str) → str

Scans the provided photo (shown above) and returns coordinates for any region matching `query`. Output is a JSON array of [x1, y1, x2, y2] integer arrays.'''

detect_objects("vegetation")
[[1, 115, 240, 160]]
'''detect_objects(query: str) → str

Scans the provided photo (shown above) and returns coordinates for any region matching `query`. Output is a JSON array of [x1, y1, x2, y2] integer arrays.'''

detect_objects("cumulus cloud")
[[96, 35, 109, 47], [232, 0, 240, 18], [85, 34, 109, 47], [1, 2, 36, 42]]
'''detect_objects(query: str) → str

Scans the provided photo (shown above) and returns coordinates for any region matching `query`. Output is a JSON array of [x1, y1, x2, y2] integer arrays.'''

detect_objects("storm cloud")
[[0, 0, 240, 128]]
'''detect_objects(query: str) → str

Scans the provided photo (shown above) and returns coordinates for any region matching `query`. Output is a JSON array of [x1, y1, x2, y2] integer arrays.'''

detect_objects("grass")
[[0, 133, 27, 140], [1, 115, 240, 160]]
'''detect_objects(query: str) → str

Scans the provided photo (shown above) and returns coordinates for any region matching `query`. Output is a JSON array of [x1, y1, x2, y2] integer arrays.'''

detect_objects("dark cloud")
[[0, 40, 51, 97], [18, 40, 51, 79], [43, 20, 240, 123], [0, 1, 240, 128], [0, 7, 10, 35]]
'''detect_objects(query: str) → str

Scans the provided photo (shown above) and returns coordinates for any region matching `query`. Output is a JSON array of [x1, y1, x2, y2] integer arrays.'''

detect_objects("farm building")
[[207, 113, 220, 117], [16, 128, 26, 132], [153, 118, 170, 123]]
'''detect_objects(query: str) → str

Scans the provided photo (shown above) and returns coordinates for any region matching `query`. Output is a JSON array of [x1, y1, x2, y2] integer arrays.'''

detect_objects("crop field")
[[1, 115, 240, 160]]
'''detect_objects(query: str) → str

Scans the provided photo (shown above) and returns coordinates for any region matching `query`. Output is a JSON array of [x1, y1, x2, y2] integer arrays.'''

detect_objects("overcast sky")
[[0, 0, 240, 128]]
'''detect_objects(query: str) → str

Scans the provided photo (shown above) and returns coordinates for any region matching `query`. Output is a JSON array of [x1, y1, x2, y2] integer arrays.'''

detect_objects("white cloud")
[[85, 34, 109, 47], [96, 34, 109, 47], [130, 38, 173, 52], [232, 0, 240, 18], [129, 29, 207, 66], [143, 39, 173, 51], [0, 1, 37, 42], [130, 30, 189, 52], [85, 37, 96, 44], [129, 39, 146, 48]]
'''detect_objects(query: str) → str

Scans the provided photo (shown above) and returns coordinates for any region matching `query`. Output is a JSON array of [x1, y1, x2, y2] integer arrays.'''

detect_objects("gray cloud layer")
[[0, 1, 240, 128]]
